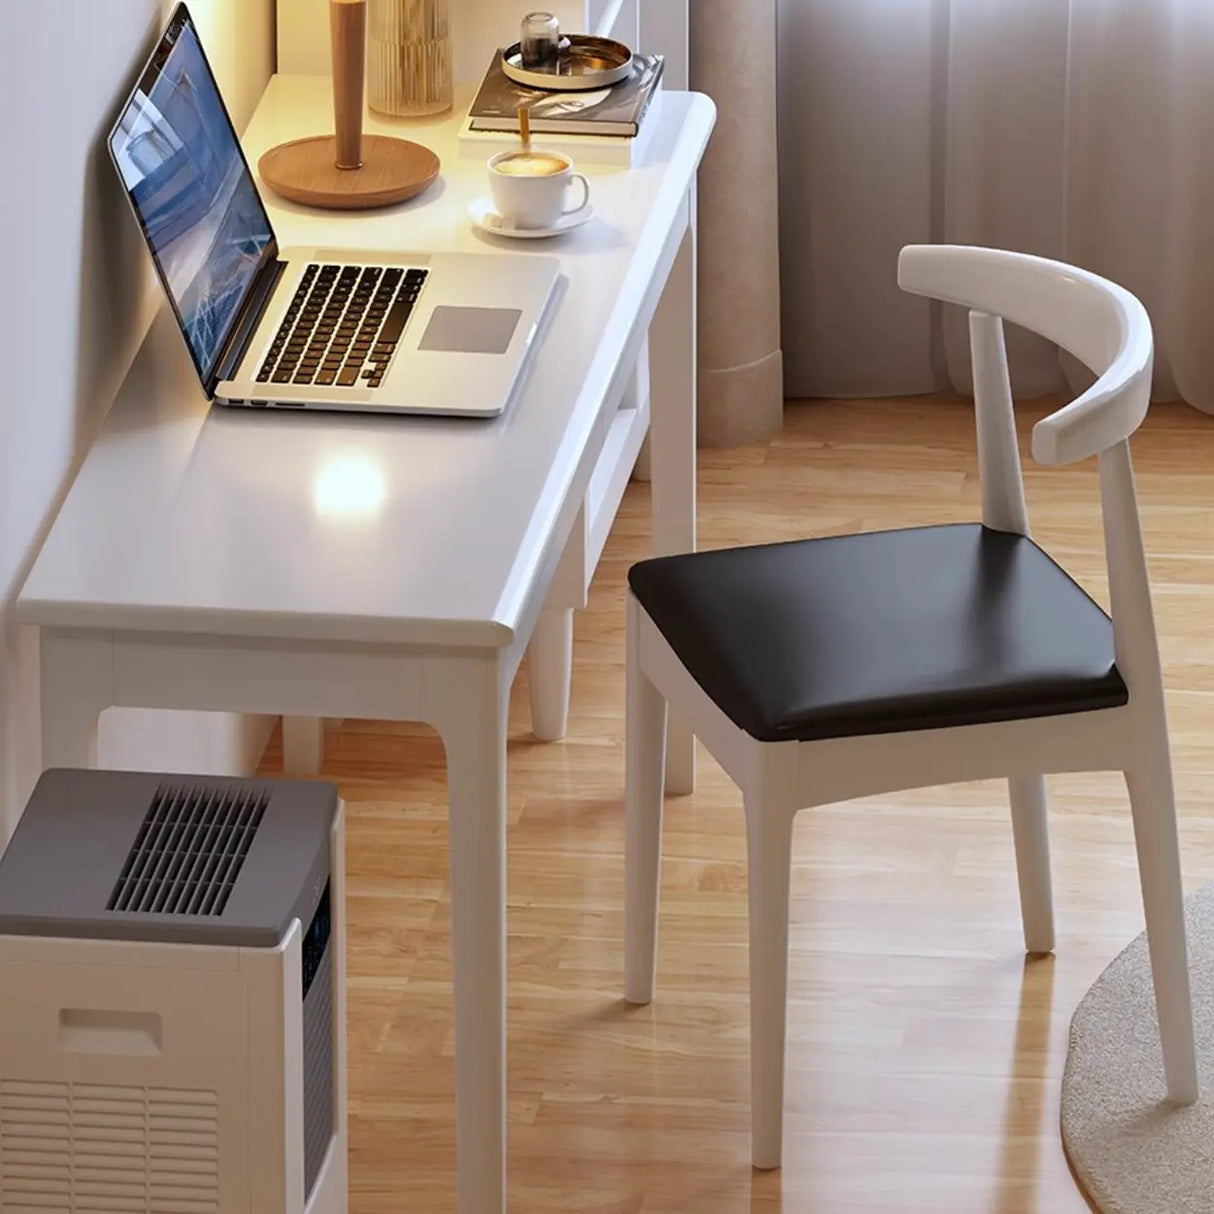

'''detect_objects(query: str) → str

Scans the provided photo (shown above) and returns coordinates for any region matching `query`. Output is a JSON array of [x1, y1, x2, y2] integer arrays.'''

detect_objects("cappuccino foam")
[[493, 152, 568, 177]]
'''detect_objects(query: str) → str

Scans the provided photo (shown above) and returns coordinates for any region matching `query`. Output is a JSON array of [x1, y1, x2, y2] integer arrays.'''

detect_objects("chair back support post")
[[970, 310, 1030, 536], [1099, 438, 1167, 725]]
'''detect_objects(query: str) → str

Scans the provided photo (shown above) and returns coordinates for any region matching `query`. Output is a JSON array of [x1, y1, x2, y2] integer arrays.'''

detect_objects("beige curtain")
[[691, 0, 785, 446], [777, 0, 1214, 414]]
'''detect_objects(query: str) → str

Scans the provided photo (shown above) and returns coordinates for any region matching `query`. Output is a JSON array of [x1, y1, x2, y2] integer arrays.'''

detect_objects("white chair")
[[623, 245, 1199, 1168]]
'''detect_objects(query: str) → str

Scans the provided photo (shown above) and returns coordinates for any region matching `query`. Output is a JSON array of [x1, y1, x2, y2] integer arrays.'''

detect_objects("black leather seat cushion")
[[628, 524, 1128, 743]]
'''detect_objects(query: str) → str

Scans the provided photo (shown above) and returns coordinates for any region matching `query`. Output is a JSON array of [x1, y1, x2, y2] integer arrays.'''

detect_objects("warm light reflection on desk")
[[312, 452, 388, 519]]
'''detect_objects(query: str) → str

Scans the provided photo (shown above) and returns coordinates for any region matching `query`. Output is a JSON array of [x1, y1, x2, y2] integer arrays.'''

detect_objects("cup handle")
[[562, 173, 591, 217]]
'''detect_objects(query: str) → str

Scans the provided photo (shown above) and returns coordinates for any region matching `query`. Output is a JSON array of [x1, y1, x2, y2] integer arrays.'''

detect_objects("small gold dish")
[[501, 36, 633, 92]]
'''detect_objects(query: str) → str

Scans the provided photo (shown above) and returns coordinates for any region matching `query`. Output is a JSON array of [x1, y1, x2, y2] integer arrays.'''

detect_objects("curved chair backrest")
[[897, 243, 1163, 710], [898, 245, 1154, 466]]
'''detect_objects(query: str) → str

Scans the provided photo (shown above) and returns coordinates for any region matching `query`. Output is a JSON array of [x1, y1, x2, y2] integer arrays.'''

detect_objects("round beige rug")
[[1062, 882, 1214, 1213]]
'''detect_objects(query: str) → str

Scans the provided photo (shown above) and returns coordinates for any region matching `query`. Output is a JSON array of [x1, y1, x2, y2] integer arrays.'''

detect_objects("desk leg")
[[649, 200, 698, 796], [528, 608, 574, 741], [40, 632, 110, 769], [282, 716, 324, 774], [433, 659, 510, 1214]]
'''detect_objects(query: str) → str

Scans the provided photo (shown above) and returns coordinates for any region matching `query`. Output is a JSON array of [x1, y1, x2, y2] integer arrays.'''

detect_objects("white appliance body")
[[0, 808, 347, 1214]]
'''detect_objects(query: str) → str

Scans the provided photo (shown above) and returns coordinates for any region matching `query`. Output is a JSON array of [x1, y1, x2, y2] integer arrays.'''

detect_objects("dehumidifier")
[[0, 768, 347, 1213]]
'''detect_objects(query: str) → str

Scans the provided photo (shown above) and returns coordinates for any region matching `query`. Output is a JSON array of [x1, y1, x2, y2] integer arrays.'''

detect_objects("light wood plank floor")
[[263, 395, 1214, 1213]]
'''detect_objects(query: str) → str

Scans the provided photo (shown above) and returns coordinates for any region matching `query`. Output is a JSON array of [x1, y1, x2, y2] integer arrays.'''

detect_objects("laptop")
[[108, 3, 559, 417]]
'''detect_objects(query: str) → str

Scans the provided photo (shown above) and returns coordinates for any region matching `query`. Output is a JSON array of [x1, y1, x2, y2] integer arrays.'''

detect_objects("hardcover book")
[[468, 51, 665, 137]]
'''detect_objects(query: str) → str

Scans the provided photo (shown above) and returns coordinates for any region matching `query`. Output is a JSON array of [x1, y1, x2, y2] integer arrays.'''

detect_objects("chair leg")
[[745, 800, 794, 1170], [1007, 774, 1055, 954], [1125, 745, 1199, 1104], [624, 611, 668, 1006]]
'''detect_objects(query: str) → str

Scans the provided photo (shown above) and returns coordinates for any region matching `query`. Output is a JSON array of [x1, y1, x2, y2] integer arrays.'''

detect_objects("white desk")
[[18, 77, 714, 1214]]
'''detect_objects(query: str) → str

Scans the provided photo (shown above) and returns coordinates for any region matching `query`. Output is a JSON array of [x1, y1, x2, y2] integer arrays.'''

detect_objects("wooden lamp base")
[[259, 0, 440, 212], [259, 135, 440, 210]]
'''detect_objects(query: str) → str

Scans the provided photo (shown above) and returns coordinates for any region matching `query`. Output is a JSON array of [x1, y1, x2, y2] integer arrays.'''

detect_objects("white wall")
[[278, 0, 588, 82], [0, 0, 276, 834]]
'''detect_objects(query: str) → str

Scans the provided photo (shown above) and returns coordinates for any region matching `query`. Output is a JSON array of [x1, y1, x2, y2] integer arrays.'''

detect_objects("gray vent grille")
[[107, 784, 269, 916], [302, 938, 334, 1196], [0, 1079, 219, 1213]]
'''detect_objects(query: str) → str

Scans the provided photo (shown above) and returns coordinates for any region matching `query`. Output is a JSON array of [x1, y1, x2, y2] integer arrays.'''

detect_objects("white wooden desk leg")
[[528, 608, 574, 741], [282, 716, 324, 775], [40, 632, 110, 769], [434, 659, 510, 1214], [649, 199, 698, 795], [42, 696, 101, 770]]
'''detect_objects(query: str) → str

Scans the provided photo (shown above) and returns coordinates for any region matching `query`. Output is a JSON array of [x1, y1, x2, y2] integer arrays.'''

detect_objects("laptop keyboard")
[[256, 263, 429, 390]]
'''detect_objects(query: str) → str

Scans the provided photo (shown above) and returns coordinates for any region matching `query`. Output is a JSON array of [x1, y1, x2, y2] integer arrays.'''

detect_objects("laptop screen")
[[109, 5, 274, 389]]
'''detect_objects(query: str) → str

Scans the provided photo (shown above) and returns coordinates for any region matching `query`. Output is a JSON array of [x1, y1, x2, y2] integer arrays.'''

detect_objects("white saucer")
[[469, 196, 594, 239]]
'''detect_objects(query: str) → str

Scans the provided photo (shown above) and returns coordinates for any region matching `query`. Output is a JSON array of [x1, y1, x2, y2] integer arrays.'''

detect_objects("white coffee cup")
[[487, 149, 591, 230]]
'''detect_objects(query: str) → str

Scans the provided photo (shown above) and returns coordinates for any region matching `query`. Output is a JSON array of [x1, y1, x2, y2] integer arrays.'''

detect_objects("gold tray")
[[501, 36, 633, 92]]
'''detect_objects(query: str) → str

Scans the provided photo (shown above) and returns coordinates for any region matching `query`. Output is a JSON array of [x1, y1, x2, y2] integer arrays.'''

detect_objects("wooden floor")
[[263, 395, 1214, 1214]]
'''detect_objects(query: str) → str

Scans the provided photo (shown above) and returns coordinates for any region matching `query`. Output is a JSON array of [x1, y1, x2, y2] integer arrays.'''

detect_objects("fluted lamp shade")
[[367, 0, 454, 116]]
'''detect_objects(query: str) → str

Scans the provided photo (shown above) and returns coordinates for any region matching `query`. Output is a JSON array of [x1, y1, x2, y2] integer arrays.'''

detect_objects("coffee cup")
[[487, 149, 591, 230]]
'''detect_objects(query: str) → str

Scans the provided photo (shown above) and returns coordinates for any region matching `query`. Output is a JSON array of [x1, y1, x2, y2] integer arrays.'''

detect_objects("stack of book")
[[458, 50, 665, 167]]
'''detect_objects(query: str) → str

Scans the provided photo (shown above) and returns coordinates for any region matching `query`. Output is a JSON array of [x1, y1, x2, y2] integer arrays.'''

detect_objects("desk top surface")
[[19, 77, 713, 649]]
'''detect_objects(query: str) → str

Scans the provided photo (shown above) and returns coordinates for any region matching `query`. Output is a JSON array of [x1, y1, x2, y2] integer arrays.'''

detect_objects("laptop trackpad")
[[418, 306, 522, 355]]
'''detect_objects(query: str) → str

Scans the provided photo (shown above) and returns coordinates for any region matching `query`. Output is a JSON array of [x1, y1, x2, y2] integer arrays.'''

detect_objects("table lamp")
[[259, 0, 440, 209]]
